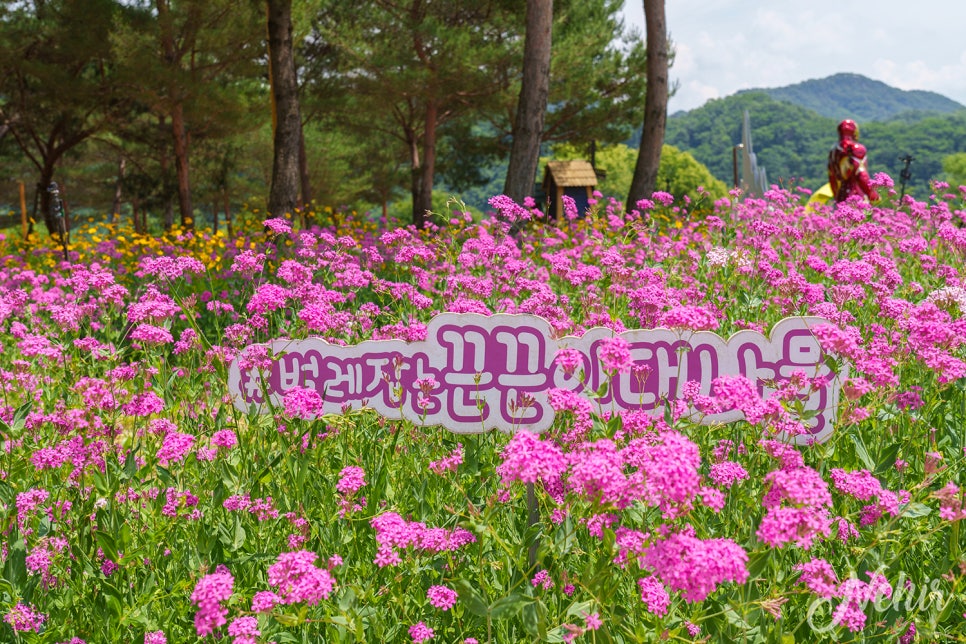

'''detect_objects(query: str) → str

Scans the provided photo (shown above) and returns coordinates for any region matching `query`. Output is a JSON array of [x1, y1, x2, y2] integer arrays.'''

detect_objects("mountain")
[[663, 81, 966, 195], [737, 73, 966, 123]]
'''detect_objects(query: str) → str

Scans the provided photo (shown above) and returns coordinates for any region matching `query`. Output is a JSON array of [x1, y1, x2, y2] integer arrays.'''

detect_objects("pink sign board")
[[227, 314, 844, 444]]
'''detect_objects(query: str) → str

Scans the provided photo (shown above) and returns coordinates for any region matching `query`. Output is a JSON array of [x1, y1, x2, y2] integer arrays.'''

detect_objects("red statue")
[[828, 119, 878, 203]]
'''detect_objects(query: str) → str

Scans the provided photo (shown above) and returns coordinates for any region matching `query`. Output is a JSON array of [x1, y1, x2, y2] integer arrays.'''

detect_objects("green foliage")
[[942, 152, 966, 188], [382, 190, 484, 225], [655, 145, 729, 205], [301, 0, 645, 220], [0, 0, 131, 227], [549, 142, 728, 207]]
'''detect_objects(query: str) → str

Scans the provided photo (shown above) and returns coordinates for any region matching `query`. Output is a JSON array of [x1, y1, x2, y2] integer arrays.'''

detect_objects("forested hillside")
[[665, 88, 966, 196], [742, 72, 965, 123]]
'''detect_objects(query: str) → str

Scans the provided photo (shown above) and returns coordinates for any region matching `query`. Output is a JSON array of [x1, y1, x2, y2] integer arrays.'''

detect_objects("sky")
[[619, 0, 966, 114]]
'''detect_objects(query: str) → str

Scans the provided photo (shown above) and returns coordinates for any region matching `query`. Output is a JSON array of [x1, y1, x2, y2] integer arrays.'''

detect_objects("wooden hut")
[[542, 160, 598, 220]]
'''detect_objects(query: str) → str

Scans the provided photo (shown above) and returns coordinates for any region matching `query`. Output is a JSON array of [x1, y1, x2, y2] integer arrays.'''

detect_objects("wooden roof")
[[543, 160, 598, 188]]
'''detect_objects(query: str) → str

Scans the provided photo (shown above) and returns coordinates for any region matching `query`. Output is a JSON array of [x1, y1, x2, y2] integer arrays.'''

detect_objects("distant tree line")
[[663, 92, 966, 196], [0, 0, 670, 234]]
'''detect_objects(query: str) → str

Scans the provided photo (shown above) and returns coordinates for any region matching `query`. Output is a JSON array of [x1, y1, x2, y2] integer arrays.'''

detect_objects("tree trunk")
[[157, 0, 193, 229], [160, 143, 174, 232], [266, 0, 302, 219], [408, 130, 421, 227], [159, 115, 175, 230], [411, 101, 437, 230], [298, 118, 312, 216], [223, 188, 233, 238], [111, 156, 126, 224], [503, 0, 553, 204], [132, 195, 142, 234], [39, 163, 57, 236], [627, 0, 669, 211], [171, 102, 193, 229]]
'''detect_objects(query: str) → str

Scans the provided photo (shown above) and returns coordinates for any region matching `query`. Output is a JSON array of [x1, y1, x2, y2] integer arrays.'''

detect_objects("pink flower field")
[[0, 181, 964, 642]]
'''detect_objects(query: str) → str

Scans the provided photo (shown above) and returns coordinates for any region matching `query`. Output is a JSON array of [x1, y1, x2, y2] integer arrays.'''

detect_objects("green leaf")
[[3, 539, 26, 586], [0, 480, 15, 508], [522, 599, 548, 639], [594, 380, 609, 398], [901, 502, 932, 519], [565, 599, 596, 618], [118, 523, 132, 551], [232, 517, 247, 551], [874, 443, 902, 474], [10, 402, 31, 435], [104, 592, 123, 619], [453, 579, 488, 617], [489, 593, 528, 620], [746, 549, 771, 580], [850, 434, 874, 470], [724, 607, 752, 629], [91, 469, 109, 495], [96, 531, 119, 564], [122, 449, 139, 480], [274, 613, 300, 627], [156, 466, 176, 488], [606, 413, 623, 436], [553, 516, 575, 557]]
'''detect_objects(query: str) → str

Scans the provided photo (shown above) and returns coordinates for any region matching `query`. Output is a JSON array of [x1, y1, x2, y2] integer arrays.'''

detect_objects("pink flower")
[[129, 323, 173, 345], [935, 482, 966, 521], [4, 602, 46, 632], [709, 461, 749, 488], [757, 506, 833, 549], [139, 255, 205, 278], [660, 305, 719, 331], [531, 569, 554, 590], [247, 283, 291, 314], [156, 432, 196, 466], [409, 621, 435, 643], [794, 558, 839, 598], [283, 386, 325, 420], [191, 567, 234, 637], [597, 336, 633, 374], [337, 466, 367, 495], [429, 444, 463, 474], [211, 430, 238, 450], [623, 431, 702, 517], [144, 632, 167, 644], [226, 616, 260, 644], [230, 249, 266, 277], [830, 468, 882, 501], [554, 347, 584, 377], [762, 466, 832, 508], [642, 530, 748, 602], [496, 430, 567, 486], [263, 217, 293, 234], [251, 591, 281, 613], [427, 585, 458, 611], [267, 550, 337, 605], [638, 576, 670, 616], [566, 439, 638, 507]]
